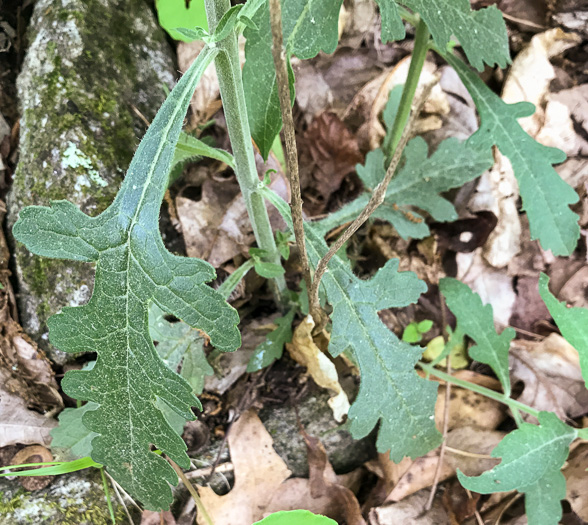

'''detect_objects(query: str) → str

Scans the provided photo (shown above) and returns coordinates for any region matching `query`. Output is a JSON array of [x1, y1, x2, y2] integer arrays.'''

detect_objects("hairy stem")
[[384, 18, 430, 158], [308, 82, 435, 315], [204, 0, 287, 301], [268, 0, 314, 311], [418, 361, 541, 418]]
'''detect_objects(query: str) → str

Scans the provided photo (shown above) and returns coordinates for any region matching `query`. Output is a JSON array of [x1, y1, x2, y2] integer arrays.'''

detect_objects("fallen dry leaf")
[[510, 333, 588, 421], [10, 445, 54, 491], [285, 315, 350, 422], [369, 489, 449, 524], [455, 250, 516, 327], [196, 410, 292, 525], [386, 427, 504, 502], [264, 429, 366, 525], [141, 510, 176, 525], [564, 442, 588, 521], [0, 369, 56, 448]]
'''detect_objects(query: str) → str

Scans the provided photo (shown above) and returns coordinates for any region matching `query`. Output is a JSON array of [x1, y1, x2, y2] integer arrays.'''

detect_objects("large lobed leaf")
[[539, 273, 588, 388], [375, 0, 510, 71], [458, 412, 576, 525], [263, 189, 441, 461], [243, 0, 343, 159], [316, 137, 492, 240], [440, 278, 515, 395], [13, 46, 240, 510], [445, 54, 580, 256]]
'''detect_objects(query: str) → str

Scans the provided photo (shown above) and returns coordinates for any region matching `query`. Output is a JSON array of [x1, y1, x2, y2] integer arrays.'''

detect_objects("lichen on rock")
[[7, 0, 176, 364], [0, 470, 135, 525]]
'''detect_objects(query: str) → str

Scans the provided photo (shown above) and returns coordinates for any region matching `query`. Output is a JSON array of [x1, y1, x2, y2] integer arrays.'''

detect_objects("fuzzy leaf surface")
[[12, 46, 240, 510], [375, 0, 509, 70], [539, 273, 588, 388], [262, 188, 441, 461], [247, 309, 296, 372], [446, 54, 580, 255], [51, 402, 99, 460], [440, 278, 515, 395], [458, 412, 576, 525], [243, 0, 343, 158], [317, 137, 492, 239], [149, 303, 213, 395]]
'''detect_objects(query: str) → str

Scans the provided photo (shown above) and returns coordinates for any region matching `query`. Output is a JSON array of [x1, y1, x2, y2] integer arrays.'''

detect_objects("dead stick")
[[309, 81, 436, 314], [268, 0, 315, 313]]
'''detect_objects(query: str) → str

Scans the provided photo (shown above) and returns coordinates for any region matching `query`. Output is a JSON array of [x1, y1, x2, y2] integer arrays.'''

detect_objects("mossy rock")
[[7, 0, 176, 364], [0, 470, 138, 525]]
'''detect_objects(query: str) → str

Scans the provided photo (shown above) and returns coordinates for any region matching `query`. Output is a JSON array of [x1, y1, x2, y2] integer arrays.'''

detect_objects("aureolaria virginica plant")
[[8, 0, 588, 523]]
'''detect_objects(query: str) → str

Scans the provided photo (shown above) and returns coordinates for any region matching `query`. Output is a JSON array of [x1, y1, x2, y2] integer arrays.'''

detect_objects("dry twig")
[[308, 81, 436, 315]]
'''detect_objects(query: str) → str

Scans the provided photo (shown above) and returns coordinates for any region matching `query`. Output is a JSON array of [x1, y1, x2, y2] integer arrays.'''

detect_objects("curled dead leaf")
[[285, 316, 350, 422]]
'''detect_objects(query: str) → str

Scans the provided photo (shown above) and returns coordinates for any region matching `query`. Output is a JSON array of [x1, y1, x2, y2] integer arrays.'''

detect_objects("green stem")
[[204, 0, 287, 302], [99, 467, 116, 525], [218, 259, 255, 299], [418, 361, 541, 419], [384, 18, 430, 159]]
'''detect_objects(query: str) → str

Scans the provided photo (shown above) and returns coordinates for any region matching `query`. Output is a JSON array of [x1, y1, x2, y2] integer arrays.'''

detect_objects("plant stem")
[[308, 81, 435, 315], [384, 18, 430, 159], [418, 361, 541, 418], [204, 0, 287, 302], [268, 0, 314, 312]]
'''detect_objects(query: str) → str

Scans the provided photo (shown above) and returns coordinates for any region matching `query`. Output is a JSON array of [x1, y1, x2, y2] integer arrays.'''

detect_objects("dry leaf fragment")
[[10, 444, 54, 491], [0, 369, 56, 448], [510, 333, 588, 421], [196, 410, 292, 525], [369, 489, 449, 524], [564, 442, 588, 521], [285, 315, 350, 422]]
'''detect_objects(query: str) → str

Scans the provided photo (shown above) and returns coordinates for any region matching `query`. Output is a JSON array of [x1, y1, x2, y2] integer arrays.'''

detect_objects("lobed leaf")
[[13, 46, 240, 510], [440, 278, 515, 395], [458, 412, 576, 525], [51, 402, 99, 460], [445, 54, 580, 256], [316, 137, 492, 240], [262, 188, 441, 461], [243, 0, 343, 158], [375, 0, 510, 70], [539, 273, 588, 388]]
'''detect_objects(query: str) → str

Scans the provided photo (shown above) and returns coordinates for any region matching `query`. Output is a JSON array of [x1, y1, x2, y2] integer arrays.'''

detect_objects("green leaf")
[[261, 187, 441, 461], [254, 510, 337, 525], [155, 0, 208, 42], [243, 0, 343, 159], [440, 278, 515, 396], [376, 0, 510, 70], [149, 303, 213, 395], [317, 137, 492, 240], [458, 412, 576, 525], [12, 46, 240, 510], [539, 273, 588, 388], [169, 131, 235, 185], [255, 260, 286, 279], [51, 402, 99, 460], [247, 308, 296, 372], [0, 457, 101, 478], [445, 54, 580, 256]]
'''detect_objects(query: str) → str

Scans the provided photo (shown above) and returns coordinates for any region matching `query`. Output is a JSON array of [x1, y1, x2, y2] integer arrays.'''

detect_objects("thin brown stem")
[[269, 0, 314, 310], [425, 359, 451, 510], [309, 81, 435, 313], [168, 458, 214, 525]]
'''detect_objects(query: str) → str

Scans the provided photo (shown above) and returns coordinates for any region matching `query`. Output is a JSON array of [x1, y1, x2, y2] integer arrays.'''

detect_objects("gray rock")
[[259, 388, 376, 477], [0, 470, 139, 524], [7, 0, 176, 364]]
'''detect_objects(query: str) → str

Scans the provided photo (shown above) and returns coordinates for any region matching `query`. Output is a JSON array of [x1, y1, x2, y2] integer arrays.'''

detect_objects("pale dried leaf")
[[369, 490, 449, 524], [564, 442, 588, 521], [0, 370, 56, 447], [510, 333, 588, 421], [196, 410, 292, 525], [286, 316, 350, 422]]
